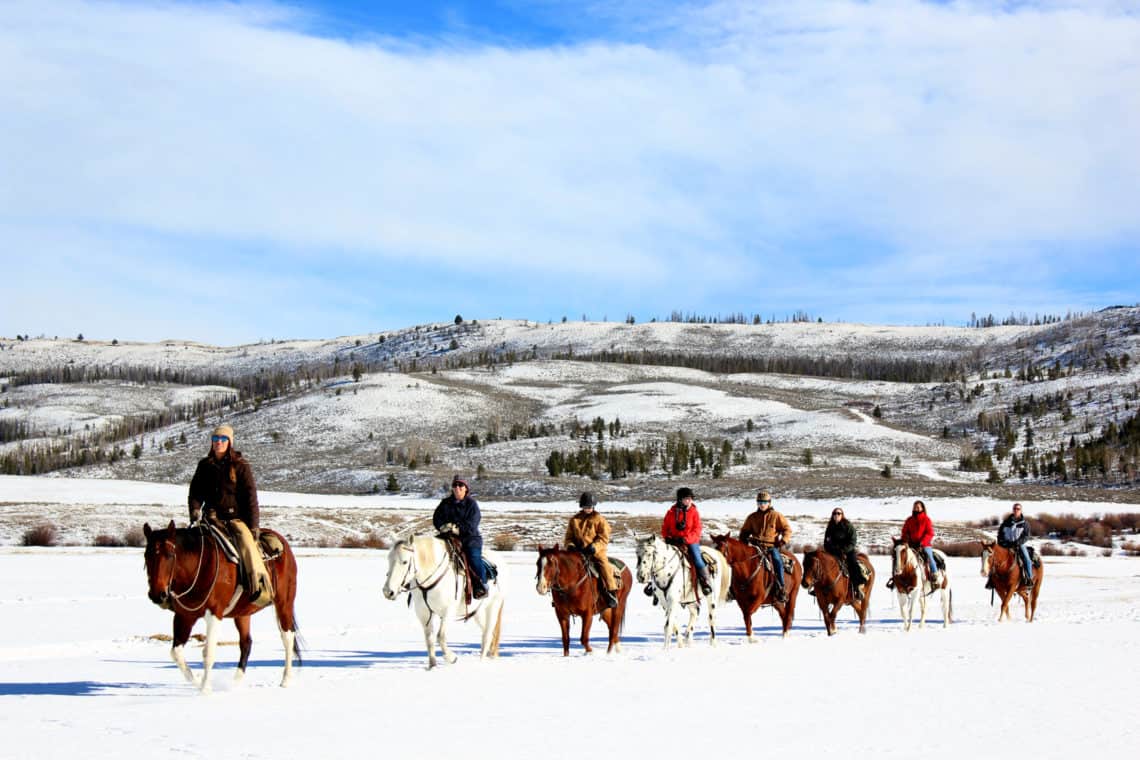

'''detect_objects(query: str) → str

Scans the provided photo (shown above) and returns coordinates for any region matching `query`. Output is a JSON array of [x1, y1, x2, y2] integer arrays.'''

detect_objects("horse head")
[[143, 520, 179, 609], [535, 544, 561, 595], [634, 535, 658, 583], [382, 539, 416, 600], [979, 539, 995, 577], [800, 549, 819, 588], [891, 536, 908, 577]]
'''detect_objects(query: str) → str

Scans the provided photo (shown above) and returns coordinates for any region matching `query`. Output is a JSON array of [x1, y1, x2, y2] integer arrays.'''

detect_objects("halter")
[[640, 540, 687, 600], [162, 527, 221, 613], [538, 552, 591, 597]]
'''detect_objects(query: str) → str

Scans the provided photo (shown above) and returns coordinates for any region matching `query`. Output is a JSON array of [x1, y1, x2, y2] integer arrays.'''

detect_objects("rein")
[[168, 527, 221, 613], [643, 542, 687, 601], [541, 553, 591, 597]]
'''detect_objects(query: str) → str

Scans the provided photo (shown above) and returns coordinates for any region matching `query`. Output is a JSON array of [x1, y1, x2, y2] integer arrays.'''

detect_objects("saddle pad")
[[205, 523, 241, 565]]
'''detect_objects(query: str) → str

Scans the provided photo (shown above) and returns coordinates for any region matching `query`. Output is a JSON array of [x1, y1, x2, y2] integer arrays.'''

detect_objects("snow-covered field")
[[1, 547, 1137, 759], [1, 477, 1138, 758]]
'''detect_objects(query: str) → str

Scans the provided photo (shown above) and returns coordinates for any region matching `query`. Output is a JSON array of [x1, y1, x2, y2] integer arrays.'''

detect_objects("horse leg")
[[478, 599, 500, 660], [662, 603, 676, 650], [557, 608, 572, 656], [580, 609, 594, 654], [420, 608, 438, 669], [941, 587, 951, 628], [897, 591, 910, 631], [170, 613, 199, 687], [199, 611, 219, 693], [437, 614, 457, 665], [707, 599, 718, 647], [918, 587, 928, 629], [857, 598, 867, 634], [233, 616, 252, 683], [685, 605, 699, 647]]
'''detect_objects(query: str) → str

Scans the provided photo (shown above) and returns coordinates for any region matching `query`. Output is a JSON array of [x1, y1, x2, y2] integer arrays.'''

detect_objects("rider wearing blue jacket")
[[433, 475, 487, 598]]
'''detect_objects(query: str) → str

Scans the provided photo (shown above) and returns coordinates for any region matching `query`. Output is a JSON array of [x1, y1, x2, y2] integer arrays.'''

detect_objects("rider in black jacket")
[[997, 503, 1033, 585], [824, 508, 866, 600], [432, 475, 487, 598]]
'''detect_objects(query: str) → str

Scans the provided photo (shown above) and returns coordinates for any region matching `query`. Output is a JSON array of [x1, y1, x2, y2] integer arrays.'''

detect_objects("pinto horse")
[[981, 540, 1042, 622], [382, 535, 505, 669], [535, 545, 633, 656], [635, 536, 730, 648], [143, 521, 300, 692], [710, 535, 800, 642], [800, 549, 874, 635], [890, 538, 951, 630]]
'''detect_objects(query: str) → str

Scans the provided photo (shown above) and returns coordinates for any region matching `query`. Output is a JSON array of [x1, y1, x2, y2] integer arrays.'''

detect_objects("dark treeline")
[[968, 311, 1077, 328], [556, 350, 961, 383], [546, 432, 742, 480]]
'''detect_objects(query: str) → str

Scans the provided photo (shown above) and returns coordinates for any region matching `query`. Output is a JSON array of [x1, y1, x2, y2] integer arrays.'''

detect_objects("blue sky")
[[2, 0, 1139, 344]]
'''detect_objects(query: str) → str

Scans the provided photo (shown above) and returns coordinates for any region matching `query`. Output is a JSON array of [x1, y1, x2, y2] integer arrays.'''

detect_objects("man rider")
[[739, 490, 793, 603], [997, 502, 1034, 587], [564, 491, 619, 609]]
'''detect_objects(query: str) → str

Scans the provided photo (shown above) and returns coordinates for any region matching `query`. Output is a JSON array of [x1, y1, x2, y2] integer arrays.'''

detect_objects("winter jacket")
[[739, 507, 792, 548], [433, 494, 483, 548], [565, 510, 612, 554], [662, 503, 703, 545], [188, 450, 259, 530], [901, 512, 934, 548], [998, 514, 1030, 548], [824, 518, 857, 555]]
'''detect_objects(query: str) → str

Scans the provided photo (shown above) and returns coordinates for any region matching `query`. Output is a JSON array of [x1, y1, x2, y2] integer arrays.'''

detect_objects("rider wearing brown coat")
[[564, 492, 618, 608], [188, 425, 272, 604], [739, 491, 793, 601]]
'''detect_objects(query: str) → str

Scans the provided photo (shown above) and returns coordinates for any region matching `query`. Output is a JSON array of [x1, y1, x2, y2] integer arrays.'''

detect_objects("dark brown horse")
[[981, 540, 1043, 622], [143, 520, 300, 691], [800, 549, 874, 635], [711, 535, 800, 641], [535, 545, 632, 655]]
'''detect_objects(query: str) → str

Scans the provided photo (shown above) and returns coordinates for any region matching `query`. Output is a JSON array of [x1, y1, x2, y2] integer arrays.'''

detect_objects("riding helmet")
[[579, 491, 597, 508]]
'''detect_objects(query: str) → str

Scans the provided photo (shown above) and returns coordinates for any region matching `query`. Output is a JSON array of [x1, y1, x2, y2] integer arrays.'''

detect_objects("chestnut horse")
[[890, 538, 951, 630], [711, 535, 800, 642], [535, 545, 633, 655], [981, 540, 1043, 622], [800, 549, 874, 635], [143, 521, 300, 692]]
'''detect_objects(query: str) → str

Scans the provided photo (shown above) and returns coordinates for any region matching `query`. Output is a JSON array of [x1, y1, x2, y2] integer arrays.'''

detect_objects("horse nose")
[[382, 588, 394, 600], [149, 590, 168, 606]]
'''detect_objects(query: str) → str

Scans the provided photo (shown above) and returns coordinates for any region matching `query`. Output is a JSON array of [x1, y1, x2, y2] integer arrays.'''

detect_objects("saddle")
[[438, 534, 498, 605], [758, 546, 796, 576], [205, 521, 282, 564], [833, 554, 872, 584], [583, 555, 626, 590]]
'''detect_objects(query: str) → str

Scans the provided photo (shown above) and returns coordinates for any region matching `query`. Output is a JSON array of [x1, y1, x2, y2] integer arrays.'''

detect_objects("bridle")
[[154, 527, 220, 613], [388, 539, 460, 607], [638, 539, 685, 597], [537, 552, 590, 597]]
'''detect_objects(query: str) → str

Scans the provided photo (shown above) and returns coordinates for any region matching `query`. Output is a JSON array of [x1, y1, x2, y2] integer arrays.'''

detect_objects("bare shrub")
[[122, 527, 146, 547], [340, 532, 389, 549], [492, 532, 520, 551], [1102, 548, 1114, 557], [1038, 542, 1082, 557], [934, 540, 982, 557], [22, 524, 57, 546], [866, 543, 892, 556], [1120, 541, 1140, 556], [94, 534, 125, 547]]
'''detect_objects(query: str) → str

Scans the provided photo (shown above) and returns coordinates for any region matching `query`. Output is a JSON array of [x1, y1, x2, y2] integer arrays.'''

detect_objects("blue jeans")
[[768, 547, 785, 587], [921, 546, 938, 576], [686, 544, 707, 573], [1017, 545, 1034, 580], [464, 537, 487, 584]]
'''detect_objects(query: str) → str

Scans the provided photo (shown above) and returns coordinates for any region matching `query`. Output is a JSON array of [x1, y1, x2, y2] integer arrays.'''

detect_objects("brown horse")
[[981, 540, 1043, 622], [711, 535, 800, 642], [143, 520, 300, 691], [800, 549, 874, 635], [536, 545, 633, 655]]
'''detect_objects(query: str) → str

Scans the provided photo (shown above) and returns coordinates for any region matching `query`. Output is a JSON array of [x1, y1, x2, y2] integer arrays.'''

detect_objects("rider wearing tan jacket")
[[564, 492, 619, 608], [739, 491, 793, 601]]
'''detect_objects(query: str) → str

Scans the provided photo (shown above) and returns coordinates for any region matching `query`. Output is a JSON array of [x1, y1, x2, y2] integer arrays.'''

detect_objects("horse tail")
[[291, 617, 305, 666], [489, 601, 504, 657]]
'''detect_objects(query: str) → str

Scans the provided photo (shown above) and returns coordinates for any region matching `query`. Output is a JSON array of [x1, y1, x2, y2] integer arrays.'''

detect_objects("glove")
[[439, 522, 458, 536], [189, 506, 202, 525], [583, 544, 596, 556], [775, 537, 785, 548]]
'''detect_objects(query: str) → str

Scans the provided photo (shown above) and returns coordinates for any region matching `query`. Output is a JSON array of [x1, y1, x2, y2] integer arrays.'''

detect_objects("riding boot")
[[472, 579, 488, 600], [886, 578, 895, 590], [602, 588, 619, 609], [698, 568, 713, 596]]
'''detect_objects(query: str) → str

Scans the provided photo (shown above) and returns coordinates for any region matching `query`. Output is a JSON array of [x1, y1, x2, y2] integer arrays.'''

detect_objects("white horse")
[[635, 536, 730, 649], [382, 535, 505, 669], [890, 540, 952, 631]]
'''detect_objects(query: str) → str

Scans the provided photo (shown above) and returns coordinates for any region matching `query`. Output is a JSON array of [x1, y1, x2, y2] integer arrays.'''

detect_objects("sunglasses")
[[832, 511, 843, 516], [211, 435, 229, 443], [757, 499, 771, 504]]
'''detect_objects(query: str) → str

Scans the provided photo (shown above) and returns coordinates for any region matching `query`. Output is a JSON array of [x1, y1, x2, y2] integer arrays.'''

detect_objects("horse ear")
[[537, 543, 545, 552], [553, 543, 560, 551], [167, 519, 176, 532], [143, 523, 151, 538]]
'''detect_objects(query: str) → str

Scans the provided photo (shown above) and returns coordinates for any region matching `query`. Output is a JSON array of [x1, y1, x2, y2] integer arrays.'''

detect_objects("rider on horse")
[[661, 487, 714, 595], [889, 499, 939, 589], [997, 503, 1034, 587], [563, 491, 619, 609], [187, 424, 272, 605], [823, 507, 867, 601], [433, 475, 488, 599], [739, 490, 793, 602]]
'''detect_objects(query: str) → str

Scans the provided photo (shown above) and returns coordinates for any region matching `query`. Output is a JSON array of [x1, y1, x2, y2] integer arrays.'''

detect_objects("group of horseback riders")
[[186, 425, 1035, 610]]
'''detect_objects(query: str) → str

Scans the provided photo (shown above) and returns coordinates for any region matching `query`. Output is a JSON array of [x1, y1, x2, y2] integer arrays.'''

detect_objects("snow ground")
[[0, 547, 1137, 760]]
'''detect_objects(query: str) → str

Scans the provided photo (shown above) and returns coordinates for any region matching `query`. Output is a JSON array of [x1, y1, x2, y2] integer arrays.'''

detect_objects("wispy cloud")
[[2, 0, 1137, 342]]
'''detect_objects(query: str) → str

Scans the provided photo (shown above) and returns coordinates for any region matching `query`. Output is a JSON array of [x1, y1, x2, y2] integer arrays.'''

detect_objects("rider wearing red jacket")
[[661, 487, 713, 594], [900, 499, 939, 581]]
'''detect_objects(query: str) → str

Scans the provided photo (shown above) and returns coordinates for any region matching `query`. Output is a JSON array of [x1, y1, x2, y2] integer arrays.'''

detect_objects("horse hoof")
[[279, 676, 292, 688], [233, 669, 245, 684]]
